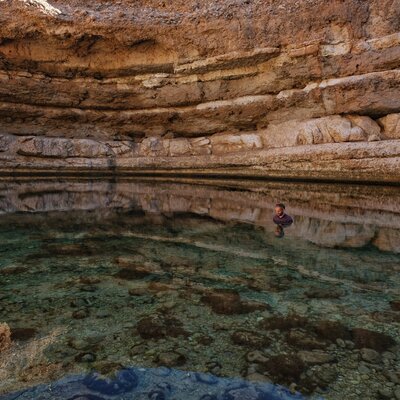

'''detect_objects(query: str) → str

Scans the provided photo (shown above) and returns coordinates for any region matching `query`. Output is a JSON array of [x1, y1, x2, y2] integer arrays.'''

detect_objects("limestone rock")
[[139, 137, 169, 157], [0, 134, 15, 152], [0, 0, 399, 182], [296, 116, 368, 145], [379, 113, 400, 139], [211, 133, 263, 155], [70, 139, 111, 158], [169, 138, 192, 157], [348, 115, 382, 141]]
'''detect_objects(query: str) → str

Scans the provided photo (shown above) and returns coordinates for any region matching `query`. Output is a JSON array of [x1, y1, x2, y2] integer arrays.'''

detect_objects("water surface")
[[0, 179, 399, 400]]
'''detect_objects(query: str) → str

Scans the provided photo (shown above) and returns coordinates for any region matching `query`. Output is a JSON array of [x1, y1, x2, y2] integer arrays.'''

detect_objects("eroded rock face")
[[0, 0, 399, 181]]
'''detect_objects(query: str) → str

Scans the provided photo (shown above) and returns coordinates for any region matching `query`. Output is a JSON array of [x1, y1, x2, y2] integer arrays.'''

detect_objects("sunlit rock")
[[0, 1, 399, 181]]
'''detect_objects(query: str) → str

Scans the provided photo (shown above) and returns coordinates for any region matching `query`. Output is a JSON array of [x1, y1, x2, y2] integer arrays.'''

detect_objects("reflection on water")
[[0, 179, 399, 400]]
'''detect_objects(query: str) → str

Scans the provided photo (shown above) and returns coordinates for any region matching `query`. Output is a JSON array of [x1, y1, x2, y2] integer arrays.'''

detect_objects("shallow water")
[[0, 179, 399, 400]]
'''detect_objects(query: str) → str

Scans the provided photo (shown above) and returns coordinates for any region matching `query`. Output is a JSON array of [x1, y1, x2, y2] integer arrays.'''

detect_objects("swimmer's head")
[[275, 203, 286, 217]]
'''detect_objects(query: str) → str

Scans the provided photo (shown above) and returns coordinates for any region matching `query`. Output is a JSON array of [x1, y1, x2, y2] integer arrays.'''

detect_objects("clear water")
[[0, 179, 399, 400]]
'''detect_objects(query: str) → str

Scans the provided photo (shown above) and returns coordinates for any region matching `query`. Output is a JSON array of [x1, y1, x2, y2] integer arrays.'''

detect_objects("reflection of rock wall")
[[0, 180, 399, 252], [0, 1, 400, 181]]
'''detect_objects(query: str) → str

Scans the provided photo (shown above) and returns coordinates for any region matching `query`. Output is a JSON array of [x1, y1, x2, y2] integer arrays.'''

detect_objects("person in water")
[[273, 203, 293, 238], [273, 203, 293, 226]]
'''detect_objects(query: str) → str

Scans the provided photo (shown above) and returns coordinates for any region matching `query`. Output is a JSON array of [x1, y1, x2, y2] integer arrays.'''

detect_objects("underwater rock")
[[10, 327, 37, 341], [285, 330, 327, 350], [298, 364, 339, 393], [83, 369, 139, 395], [128, 288, 148, 296], [360, 348, 381, 364], [369, 310, 400, 323], [43, 243, 93, 257], [297, 350, 336, 365], [136, 315, 188, 340], [0, 322, 11, 352], [195, 335, 214, 345], [79, 276, 101, 285], [0, 266, 28, 275], [262, 354, 306, 382], [352, 328, 396, 352], [115, 268, 151, 280], [156, 351, 186, 367], [390, 301, 400, 311], [245, 373, 271, 383], [114, 258, 163, 280], [378, 388, 394, 399], [312, 365, 338, 387], [221, 384, 269, 400], [312, 320, 351, 342], [246, 351, 269, 364], [304, 287, 345, 299], [231, 330, 271, 348], [259, 314, 308, 331], [201, 289, 268, 315], [148, 282, 176, 293], [91, 361, 124, 376], [80, 285, 97, 292], [75, 352, 96, 363], [72, 309, 90, 319]]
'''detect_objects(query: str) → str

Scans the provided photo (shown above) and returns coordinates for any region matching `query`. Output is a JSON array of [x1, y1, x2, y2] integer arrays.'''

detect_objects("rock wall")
[[0, 0, 399, 181]]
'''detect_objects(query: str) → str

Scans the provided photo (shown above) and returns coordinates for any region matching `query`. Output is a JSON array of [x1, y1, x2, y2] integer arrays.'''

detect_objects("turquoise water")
[[0, 179, 399, 400]]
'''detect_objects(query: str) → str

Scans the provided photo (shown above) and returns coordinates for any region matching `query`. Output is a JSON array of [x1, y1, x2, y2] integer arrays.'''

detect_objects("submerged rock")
[[390, 301, 400, 311], [262, 354, 306, 382], [156, 351, 186, 367], [0, 323, 11, 352], [259, 314, 308, 331], [304, 287, 345, 299], [128, 288, 148, 296], [72, 309, 90, 319], [285, 330, 326, 350], [231, 330, 271, 348], [360, 348, 381, 364], [201, 289, 268, 315], [115, 268, 151, 280], [352, 328, 396, 352], [43, 243, 93, 257], [297, 350, 336, 365], [10, 327, 37, 341], [136, 315, 188, 340], [312, 320, 351, 342]]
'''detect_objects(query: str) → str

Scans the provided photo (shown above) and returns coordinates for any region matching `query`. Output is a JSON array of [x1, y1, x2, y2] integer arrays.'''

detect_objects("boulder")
[[378, 113, 400, 139]]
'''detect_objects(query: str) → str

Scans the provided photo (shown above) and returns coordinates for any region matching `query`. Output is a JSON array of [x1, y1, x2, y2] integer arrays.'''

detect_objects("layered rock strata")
[[0, 0, 399, 181]]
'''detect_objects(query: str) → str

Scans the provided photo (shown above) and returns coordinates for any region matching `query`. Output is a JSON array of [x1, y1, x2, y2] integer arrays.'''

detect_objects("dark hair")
[[275, 203, 286, 209]]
